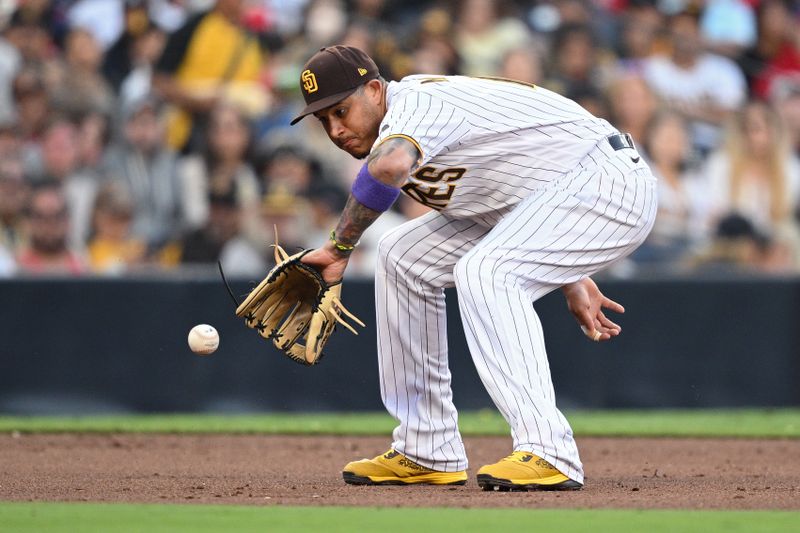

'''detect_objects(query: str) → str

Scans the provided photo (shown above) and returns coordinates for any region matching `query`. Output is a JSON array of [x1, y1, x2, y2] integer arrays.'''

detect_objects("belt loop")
[[607, 133, 634, 151], [624, 133, 635, 150]]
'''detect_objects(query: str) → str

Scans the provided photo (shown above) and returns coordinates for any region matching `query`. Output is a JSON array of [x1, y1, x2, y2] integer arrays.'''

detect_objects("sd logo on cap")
[[301, 70, 318, 94]]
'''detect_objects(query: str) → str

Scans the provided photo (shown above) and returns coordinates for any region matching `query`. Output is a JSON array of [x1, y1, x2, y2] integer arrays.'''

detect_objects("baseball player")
[[295, 46, 657, 490]]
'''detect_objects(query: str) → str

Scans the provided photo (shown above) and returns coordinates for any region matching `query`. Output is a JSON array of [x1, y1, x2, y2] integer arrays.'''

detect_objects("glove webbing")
[[271, 244, 364, 335]]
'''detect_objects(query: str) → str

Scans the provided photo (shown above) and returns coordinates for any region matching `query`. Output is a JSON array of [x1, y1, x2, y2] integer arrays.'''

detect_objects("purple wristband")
[[351, 163, 401, 212]]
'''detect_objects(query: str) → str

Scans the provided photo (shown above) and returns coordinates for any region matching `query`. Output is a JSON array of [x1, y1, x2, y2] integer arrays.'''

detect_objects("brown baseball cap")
[[290, 45, 380, 125]]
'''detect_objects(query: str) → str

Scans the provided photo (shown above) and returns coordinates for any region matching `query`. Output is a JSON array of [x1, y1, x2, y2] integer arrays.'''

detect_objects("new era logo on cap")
[[290, 45, 380, 125]]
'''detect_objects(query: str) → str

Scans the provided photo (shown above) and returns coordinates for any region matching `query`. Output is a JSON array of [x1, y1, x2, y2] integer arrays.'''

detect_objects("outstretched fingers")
[[576, 308, 621, 342], [601, 295, 625, 314], [597, 311, 621, 335]]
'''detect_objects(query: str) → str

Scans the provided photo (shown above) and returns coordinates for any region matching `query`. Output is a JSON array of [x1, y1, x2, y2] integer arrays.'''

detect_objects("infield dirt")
[[1, 434, 798, 509]]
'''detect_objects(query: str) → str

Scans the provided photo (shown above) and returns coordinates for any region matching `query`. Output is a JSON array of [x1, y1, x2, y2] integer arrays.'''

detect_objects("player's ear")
[[363, 79, 383, 104]]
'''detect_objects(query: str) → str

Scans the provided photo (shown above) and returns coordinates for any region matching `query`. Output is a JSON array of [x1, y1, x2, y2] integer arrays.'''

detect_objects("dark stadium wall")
[[0, 278, 798, 414]]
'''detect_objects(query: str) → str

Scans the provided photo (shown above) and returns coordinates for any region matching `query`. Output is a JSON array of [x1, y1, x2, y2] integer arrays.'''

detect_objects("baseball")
[[188, 324, 219, 355]]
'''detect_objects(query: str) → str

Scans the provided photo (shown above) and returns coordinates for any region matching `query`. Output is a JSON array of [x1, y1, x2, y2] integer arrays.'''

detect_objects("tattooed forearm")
[[330, 136, 421, 256], [367, 136, 421, 186], [332, 195, 383, 254]]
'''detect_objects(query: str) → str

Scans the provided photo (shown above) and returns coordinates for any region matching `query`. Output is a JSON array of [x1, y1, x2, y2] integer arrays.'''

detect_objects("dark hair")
[[756, 0, 793, 20], [208, 186, 239, 208], [12, 65, 47, 101], [29, 179, 64, 194], [25, 180, 67, 217], [258, 144, 322, 180], [553, 23, 596, 53], [715, 213, 771, 250], [6, 8, 49, 31]]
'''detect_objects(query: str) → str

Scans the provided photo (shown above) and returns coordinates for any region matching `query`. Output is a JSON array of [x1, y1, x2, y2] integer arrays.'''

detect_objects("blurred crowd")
[[0, 0, 799, 279]]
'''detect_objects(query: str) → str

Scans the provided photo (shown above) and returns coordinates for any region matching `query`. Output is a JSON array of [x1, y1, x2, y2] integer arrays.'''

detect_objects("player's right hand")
[[561, 277, 624, 342]]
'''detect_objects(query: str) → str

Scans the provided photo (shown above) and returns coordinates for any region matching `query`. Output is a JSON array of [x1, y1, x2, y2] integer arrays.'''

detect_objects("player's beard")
[[348, 104, 383, 159], [351, 145, 369, 159], [340, 138, 371, 159], [31, 234, 67, 255]]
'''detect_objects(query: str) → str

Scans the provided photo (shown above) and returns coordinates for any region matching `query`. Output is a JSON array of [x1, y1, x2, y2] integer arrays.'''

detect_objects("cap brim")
[[290, 87, 359, 125]]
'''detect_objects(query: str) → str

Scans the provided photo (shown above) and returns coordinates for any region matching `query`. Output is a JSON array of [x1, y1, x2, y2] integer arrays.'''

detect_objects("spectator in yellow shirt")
[[153, 0, 267, 152]]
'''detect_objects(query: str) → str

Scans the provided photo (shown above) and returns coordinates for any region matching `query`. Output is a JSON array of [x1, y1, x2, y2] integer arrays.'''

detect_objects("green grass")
[[0, 503, 797, 533], [0, 409, 798, 438]]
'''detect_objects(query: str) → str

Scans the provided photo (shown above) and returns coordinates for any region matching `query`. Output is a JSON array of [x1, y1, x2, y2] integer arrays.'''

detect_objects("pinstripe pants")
[[375, 140, 657, 482]]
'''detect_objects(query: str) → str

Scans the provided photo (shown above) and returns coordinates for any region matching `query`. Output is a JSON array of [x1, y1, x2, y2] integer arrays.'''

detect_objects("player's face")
[[313, 81, 385, 159]]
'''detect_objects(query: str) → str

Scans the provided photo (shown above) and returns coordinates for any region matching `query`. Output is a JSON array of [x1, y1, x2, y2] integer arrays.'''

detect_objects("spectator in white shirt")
[[643, 8, 747, 155]]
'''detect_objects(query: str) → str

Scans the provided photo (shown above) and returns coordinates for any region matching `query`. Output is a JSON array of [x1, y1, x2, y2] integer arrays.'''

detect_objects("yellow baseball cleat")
[[477, 451, 583, 491], [342, 449, 468, 486]]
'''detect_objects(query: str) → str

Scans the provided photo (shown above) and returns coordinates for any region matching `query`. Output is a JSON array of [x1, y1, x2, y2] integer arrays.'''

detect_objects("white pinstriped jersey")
[[375, 75, 619, 224], [367, 74, 657, 482]]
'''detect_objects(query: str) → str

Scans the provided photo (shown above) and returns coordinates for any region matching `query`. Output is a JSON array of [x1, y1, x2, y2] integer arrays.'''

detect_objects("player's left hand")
[[234, 241, 364, 365], [561, 277, 624, 342], [301, 242, 350, 284]]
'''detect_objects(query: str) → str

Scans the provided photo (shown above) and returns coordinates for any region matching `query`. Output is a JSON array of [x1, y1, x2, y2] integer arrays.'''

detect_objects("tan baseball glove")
[[234, 243, 364, 365]]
